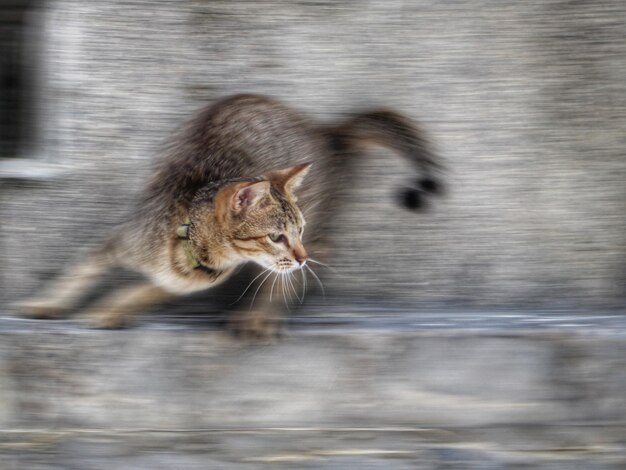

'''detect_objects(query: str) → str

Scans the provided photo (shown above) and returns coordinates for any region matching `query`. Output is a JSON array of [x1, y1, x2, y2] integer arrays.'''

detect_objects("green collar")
[[177, 219, 219, 275]]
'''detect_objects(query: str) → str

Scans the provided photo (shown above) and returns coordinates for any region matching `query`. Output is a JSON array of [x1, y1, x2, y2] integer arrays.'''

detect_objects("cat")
[[17, 94, 442, 339]]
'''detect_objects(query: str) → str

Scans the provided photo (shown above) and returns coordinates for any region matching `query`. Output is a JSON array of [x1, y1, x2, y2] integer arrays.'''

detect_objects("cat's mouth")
[[273, 257, 301, 272]]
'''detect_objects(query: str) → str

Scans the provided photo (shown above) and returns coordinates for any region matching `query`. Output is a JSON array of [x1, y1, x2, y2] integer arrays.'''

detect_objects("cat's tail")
[[328, 110, 444, 210]]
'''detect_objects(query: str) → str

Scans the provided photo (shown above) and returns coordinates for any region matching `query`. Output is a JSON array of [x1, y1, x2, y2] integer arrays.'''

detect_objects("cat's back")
[[204, 93, 304, 137], [175, 94, 320, 170], [145, 94, 325, 204]]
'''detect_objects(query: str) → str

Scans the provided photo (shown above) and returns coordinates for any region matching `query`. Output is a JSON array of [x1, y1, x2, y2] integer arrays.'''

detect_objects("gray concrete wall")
[[2, 0, 626, 310]]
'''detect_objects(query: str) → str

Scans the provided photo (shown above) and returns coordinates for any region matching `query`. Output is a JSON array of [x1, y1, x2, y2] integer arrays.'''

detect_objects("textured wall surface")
[[2, 0, 626, 311], [1, 317, 625, 468]]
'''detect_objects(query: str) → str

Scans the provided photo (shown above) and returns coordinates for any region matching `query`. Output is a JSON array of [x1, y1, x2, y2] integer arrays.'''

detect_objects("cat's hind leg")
[[16, 249, 116, 319], [80, 282, 173, 329]]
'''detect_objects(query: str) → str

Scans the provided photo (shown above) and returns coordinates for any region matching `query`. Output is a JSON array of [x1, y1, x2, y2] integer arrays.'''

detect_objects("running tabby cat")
[[18, 94, 442, 339]]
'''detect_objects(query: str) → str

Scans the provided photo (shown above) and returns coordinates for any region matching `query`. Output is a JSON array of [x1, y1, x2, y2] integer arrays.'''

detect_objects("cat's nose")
[[293, 244, 307, 266]]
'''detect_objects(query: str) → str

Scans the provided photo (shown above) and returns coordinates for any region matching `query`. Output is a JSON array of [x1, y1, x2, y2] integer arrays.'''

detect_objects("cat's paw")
[[14, 299, 69, 319], [82, 310, 133, 329], [228, 310, 283, 343]]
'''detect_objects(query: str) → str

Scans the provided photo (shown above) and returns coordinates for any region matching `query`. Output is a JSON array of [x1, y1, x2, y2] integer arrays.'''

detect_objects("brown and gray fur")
[[18, 94, 442, 338]]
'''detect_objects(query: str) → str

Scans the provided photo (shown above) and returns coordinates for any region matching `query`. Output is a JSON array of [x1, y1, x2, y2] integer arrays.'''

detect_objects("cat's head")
[[192, 163, 311, 273]]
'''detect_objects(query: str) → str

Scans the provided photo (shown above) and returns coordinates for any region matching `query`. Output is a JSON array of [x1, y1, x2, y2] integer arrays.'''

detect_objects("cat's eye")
[[268, 233, 288, 245]]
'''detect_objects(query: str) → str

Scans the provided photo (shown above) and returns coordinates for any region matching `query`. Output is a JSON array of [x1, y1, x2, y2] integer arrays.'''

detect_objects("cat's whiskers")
[[308, 257, 341, 274], [301, 266, 307, 302], [305, 264, 325, 298], [248, 268, 274, 311], [295, 268, 307, 304], [230, 266, 273, 306], [287, 271, 302, 304], [308, 257, 349, 279], [283, 272, 293, 303], [269, 270, 280, 303], [280, 272, 291, 312]]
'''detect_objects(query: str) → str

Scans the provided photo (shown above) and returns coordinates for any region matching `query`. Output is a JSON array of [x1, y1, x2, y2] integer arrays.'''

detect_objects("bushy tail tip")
[[398, 177, 444, 211]]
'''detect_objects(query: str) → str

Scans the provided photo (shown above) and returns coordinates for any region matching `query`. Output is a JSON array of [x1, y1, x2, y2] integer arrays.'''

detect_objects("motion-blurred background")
[[2, 0, 625, 310], [1, 1, 626, 468]]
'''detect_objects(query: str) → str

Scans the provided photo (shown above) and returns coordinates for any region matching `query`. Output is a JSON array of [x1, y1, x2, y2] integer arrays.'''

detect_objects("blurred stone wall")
[[2, 0, 626, 310]]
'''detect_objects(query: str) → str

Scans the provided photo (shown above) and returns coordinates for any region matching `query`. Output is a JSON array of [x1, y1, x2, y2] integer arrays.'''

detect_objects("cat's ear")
[[232, 181, 270, 213], [216, 180, 270, 218], [267, 163, 312, 196]]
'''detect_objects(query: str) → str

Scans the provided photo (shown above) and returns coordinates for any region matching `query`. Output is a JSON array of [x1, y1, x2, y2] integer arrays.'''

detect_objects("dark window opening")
[[1, 1, 36, 158]]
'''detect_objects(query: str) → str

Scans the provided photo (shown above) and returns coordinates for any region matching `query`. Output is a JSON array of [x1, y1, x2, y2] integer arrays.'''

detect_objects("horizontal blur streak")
[[1, 1, 626, 468]]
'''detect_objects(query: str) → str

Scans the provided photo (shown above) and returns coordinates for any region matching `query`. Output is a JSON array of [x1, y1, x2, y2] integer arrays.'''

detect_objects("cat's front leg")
[[228, 269, 292, 342], [229, 240, 330, 341], [228, 267, 320, 342], [229, 306, 284, 343]]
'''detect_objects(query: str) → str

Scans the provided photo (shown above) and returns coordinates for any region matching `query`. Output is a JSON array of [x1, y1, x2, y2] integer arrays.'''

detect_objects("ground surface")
[[0, 308, 625, 468]]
